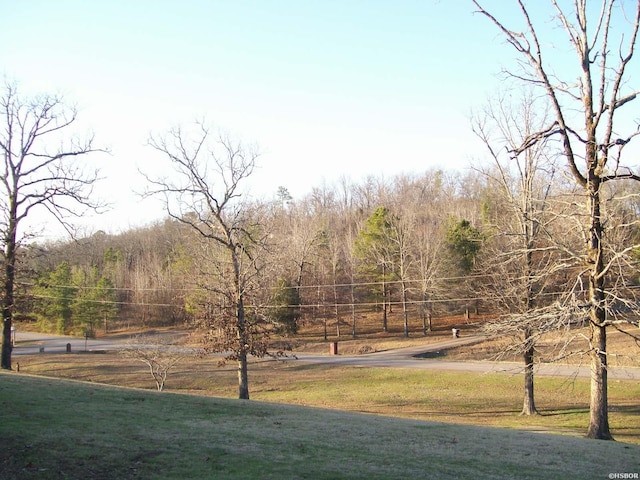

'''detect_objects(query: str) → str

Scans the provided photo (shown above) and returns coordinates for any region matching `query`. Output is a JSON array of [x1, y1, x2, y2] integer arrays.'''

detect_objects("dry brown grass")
[[440, 325, 640, 367], [277, 308, 640, 366], [279, 309, 481, 353]]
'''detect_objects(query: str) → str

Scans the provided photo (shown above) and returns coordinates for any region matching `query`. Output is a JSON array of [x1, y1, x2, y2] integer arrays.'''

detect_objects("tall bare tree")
[[472, 0, 640, 439], [414, 217, 448, 334], [386, 210, 414, 337], [473, 91, 563, 415], [0, 81, 103, 369], [144, 121, 266, 400], [392, 171, 451, 334]]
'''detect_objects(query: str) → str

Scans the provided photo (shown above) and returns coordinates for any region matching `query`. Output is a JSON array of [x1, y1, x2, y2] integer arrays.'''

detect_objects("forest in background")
[[14, 167, 640, 342]]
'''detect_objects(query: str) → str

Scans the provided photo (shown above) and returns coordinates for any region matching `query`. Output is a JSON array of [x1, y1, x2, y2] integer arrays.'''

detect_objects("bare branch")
[[143, 120, 272, 399], [120, 334, 192, 391], [0, 81, 105, 369]]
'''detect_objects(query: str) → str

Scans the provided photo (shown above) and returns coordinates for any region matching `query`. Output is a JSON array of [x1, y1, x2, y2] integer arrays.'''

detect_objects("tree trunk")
[[320, 286, 327, 341], [586, 323, 612, 439], [235, 278, 250, 400], [333, 284, 340, 338], [382, 305, 388, 332], [351, 314, 356, 339], [351, 284, 357, 339], [381, 277, 388, 332], [237, 354, 249, 400], [585, 174, 613, 440], [1, 289, 13, 370], [402, 282, 409, 338], [521, 345, 538, 415], [1, 219, 16, 370]]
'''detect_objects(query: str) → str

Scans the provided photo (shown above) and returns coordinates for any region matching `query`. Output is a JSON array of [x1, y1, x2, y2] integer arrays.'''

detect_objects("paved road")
[[11, 331, 640, 380], [286, 335, 640, 381], [13, 331, 127, 355]]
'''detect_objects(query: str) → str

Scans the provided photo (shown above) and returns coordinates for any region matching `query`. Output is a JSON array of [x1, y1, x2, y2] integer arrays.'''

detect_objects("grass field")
[[7, 312, 640, 478], [1, 372, 639, 480], [15, 349, 640, 445]]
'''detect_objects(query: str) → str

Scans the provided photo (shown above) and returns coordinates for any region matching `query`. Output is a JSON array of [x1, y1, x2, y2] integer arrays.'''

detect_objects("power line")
[[17, 271, 639, 310], [22, 285, 612, 311], [14, 271, 510, 294]]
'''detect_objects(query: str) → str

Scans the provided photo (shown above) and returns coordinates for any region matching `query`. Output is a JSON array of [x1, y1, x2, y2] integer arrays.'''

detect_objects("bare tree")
[[473, 91, 565, 415], [386, 210, 414, 337], [391, 172, 451, 334], [0, 81, 104, 369], [472, 0, 640, 439], [121, 334, 189, 391], [343, 225, 360, 339], [272, 200, 325, 302], [144, 121, 267, 400], [414, 215, 449, 334]]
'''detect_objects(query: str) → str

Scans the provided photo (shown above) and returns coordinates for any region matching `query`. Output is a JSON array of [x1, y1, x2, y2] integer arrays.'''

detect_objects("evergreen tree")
[[269, 278, 301, 335], [445, 218, 483, 274], [70, 266, 117, 335], [93, 276, 119, 333], [33, 262, 75, 334], [72, 266, 101, 336], [354, 206, 398, 332]]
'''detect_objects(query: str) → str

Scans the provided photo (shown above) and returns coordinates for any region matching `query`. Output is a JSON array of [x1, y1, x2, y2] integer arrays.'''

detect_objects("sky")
[[1, 1, 633, 239]]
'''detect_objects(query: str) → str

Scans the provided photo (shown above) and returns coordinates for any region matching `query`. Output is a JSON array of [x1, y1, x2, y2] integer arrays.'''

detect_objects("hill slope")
[[0, 372, 637, 479]]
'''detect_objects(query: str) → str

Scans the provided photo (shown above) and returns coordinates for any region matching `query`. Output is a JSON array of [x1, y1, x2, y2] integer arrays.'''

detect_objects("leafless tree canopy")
[[120, 334, 190, 391], [472, 0, 640, 439], [143, 121, 271, 400], [0, 82, 105, 239], [1, 81, 105, 369]]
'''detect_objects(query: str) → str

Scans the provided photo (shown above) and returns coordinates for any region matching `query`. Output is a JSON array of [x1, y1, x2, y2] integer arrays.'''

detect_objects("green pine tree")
[[33, 262, 76, 334], [445, 218, 483, 274], [269, 278, 301, 335]]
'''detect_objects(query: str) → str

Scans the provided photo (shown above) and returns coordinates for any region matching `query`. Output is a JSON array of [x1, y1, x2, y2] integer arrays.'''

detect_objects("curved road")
[[288, 335, 640, 380], [11, 331, 640, 380]]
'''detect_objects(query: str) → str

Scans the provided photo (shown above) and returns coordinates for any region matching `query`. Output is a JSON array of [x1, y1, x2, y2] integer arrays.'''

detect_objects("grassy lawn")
[[8, 316, 640, 478], [15, 350, 640, 445], [1, 371, 639, 480]]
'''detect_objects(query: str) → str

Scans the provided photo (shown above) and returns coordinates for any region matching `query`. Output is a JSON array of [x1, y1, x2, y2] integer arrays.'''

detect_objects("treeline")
[[15, 168, 640, 337]]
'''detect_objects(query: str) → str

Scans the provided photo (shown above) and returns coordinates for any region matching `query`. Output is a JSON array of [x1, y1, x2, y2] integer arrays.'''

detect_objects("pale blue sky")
[[0, 1, 609, 236]]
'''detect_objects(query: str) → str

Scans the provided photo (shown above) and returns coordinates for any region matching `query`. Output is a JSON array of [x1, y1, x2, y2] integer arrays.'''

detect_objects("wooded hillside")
[[15, 169, 640, 340]]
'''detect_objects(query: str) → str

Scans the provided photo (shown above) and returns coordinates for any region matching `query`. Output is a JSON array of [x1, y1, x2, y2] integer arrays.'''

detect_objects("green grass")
[[248, 364, 640, 440], [18, 353, 640, 444], [1, 371, 639, 480]]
